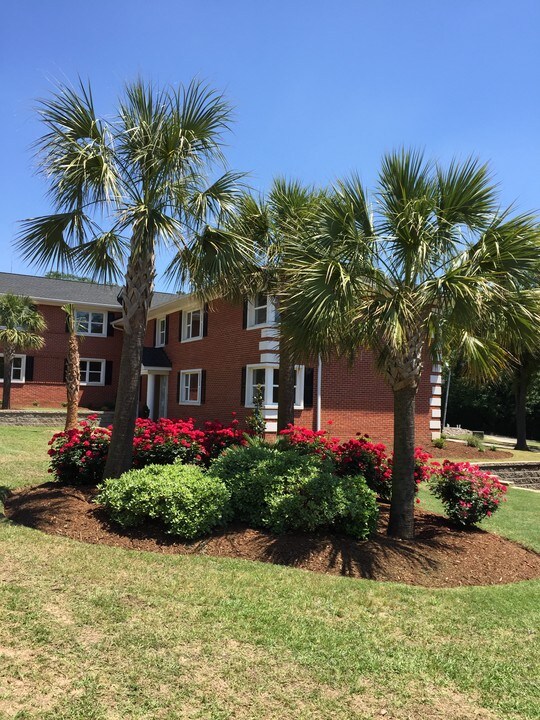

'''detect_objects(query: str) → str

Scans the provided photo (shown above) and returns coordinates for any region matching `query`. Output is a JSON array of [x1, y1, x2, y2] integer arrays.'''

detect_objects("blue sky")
[[1, 0, 539, 290]]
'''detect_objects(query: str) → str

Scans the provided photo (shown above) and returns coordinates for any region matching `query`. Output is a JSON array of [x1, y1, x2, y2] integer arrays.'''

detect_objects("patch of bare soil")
[[5, 483, 540, 588], [429, 445, 513, 460]]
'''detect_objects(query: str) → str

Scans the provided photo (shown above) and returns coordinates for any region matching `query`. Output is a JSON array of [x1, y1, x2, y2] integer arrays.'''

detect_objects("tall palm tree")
[[17, 79, 244, 477], [178, 178, 322, 430], [63, 304, 81, 431], [0, 294, 46, 409], [282, 150, 540, 539]]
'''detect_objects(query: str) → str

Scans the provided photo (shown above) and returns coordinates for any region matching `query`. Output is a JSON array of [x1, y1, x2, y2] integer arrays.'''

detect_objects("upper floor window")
[[0, 354, 25, 382], [75, 310, 107, 337], [246, 294, 278, 329], [245, 364, 304, 408], [181, 308, 203, 342], [79, 358, 105, 386], [155, 317, 167, 347]]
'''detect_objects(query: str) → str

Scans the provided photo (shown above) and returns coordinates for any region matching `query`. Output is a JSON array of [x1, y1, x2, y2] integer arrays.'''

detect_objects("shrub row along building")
[[0, 272, 443, 444]]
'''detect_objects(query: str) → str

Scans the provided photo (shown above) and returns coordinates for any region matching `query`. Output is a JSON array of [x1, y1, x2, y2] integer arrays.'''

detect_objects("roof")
[[0, 272, 178, 309], [142, 347, 172, 368]]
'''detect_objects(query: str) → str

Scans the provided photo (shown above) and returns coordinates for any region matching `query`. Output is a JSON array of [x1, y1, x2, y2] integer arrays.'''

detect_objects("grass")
[[1, 427, 539, 719]]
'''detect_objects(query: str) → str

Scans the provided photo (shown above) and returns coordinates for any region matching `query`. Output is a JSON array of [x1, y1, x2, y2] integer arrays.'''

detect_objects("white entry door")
[[158, 375, 168, 419]]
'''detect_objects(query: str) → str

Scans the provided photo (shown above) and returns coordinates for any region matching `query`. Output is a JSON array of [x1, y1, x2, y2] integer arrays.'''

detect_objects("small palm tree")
[[63, 304, 81, 431], [18, 78, 244, 477], [0, 294, 46, 409], [283, 150, 540, 539], [180, 178, 322, 430]]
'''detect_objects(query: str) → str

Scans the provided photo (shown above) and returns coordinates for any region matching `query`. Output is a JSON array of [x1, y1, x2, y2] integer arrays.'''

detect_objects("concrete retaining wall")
[[0, 410, 114, 427]]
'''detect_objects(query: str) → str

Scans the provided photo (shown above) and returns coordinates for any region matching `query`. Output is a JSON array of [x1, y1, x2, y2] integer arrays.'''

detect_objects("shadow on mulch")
[[4, 482, 540, 588]]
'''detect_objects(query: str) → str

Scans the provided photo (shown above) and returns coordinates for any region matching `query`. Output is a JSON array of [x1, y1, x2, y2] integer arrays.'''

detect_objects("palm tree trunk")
[[64, 330, 80, 431], [388, 384, 417, 539], [277, 331, 296, 432], [514, 363, 530, 451], [103, 251, 155, 479], [2, 345, 15, 410]]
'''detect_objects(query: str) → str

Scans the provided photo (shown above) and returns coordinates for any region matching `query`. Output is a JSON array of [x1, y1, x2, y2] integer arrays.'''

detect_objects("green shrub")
[[432, 436, 446, 449], [96, 464, 230, 539], [465, 434, 484, 450], [210, 444, 378, 539]]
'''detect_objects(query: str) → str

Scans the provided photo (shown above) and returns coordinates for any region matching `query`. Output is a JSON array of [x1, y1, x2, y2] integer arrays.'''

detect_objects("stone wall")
[[0, 410, 114, 427]]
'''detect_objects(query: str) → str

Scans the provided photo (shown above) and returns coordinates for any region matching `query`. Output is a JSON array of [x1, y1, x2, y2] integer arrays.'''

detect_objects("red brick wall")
[[6, 304, 122, 410], [9, 298, 434, 447], [148, 299, 433, 447]]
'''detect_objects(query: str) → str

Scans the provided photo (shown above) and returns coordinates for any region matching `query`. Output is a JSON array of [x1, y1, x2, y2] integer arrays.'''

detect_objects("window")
[[155, 317, 167, 347], [75, 310, 107, 336], [179, 369, 202, 405], [246, 364, 304, 408], [181, 308, 203, 342], [80, 358, 105, 386], [0, 355, 25, 382], [246, 294, 278, 329]]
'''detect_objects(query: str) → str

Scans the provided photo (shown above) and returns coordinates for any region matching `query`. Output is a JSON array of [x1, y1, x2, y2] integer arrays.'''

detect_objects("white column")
[[146, 374, 156, 419]]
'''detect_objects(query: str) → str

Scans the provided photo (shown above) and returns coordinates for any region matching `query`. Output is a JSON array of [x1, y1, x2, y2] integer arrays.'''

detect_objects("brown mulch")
[[4, 482, 540, 588], [429, 445, 513, 460]]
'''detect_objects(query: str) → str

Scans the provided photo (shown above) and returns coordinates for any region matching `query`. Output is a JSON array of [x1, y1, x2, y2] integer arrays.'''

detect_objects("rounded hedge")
[[210, 443, 378, 539], [96, 463, 230, 539]]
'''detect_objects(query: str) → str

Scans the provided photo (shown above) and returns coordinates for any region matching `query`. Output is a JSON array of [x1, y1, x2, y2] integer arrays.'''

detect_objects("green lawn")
[[1, 427, 539, 719]]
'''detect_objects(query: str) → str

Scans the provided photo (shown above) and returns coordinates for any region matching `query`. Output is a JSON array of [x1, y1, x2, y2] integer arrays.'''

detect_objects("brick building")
[[0, 272, 442, 445]]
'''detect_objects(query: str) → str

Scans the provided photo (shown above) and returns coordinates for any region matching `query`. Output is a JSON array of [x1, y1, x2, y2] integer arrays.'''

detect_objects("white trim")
[[430, 397, 442, 407], [431, 431, 441, 440], [259, 340, 279, 352], [141, 366, 172, 374], [246, 295, 278, 330], [431, 408, 441, 418], [245, 363, 304, 410], [178, 368, 202, 405], [432, 385, 442, 396], [75, 309, 108, 337], [260, 327, 279, 339], [155, 316, 167, 347], [260, 352, 279, 363], [79, 358, 106, 386], [429, 420, 441, 430], [181, 306, 203, 343], [0, 354, 26, 383]]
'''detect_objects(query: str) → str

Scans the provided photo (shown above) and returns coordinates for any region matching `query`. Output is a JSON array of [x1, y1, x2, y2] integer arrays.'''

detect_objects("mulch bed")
[[429, 445, 513, 460], [4, 482, 540, 588]]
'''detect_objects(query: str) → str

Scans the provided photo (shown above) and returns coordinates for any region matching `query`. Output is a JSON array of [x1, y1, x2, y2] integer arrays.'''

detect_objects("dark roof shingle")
[[0, 272, 178, 309]]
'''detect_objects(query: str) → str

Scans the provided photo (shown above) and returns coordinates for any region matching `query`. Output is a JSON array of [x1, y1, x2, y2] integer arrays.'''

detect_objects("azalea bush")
[[429, 461, 507, 526], [96, 464, 231, 539], [48, 418, 111, 484], [49, 415, 245, 483], [278, 425, 433, 500]]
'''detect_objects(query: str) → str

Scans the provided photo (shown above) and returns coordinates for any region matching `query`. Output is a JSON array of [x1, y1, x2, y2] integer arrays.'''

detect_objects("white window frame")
[[181, 307, 203, 343], [155, 317, 167, 347], [246, 294, 278, 329], [75, 310, 108, 337], [178, 368, 202, 405], [79, 358, 106, 386], [245, 364, 304, 409], [0, 354, 26, 383]]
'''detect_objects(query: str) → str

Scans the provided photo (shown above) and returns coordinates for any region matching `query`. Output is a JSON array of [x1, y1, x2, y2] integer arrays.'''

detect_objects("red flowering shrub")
[[132, 418, 205, 467], [48, 417, 111, 484], [429, 461, 507, 526], [335, 435, 392, 500], [278, 426, 433, 501], [200, 417, 246, 462], [49, 416, 245, 483], [277, 424, 338, 458]]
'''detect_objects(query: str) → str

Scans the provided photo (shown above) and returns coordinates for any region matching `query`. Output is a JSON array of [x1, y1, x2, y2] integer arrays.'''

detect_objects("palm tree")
[[0, 294, 46, 409], [179, 178, 322, 430], [63, 304, 81, 431], [17, 79, 244, 477], [282, 150, 540, 539]]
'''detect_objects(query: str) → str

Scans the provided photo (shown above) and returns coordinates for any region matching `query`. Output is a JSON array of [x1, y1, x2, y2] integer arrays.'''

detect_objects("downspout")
[[316, 355, 322, 431]]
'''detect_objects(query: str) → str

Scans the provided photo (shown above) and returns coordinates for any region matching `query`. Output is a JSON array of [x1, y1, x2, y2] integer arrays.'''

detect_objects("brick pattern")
[[5, 304, 121, 410], [8, 297, 434, 446]]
